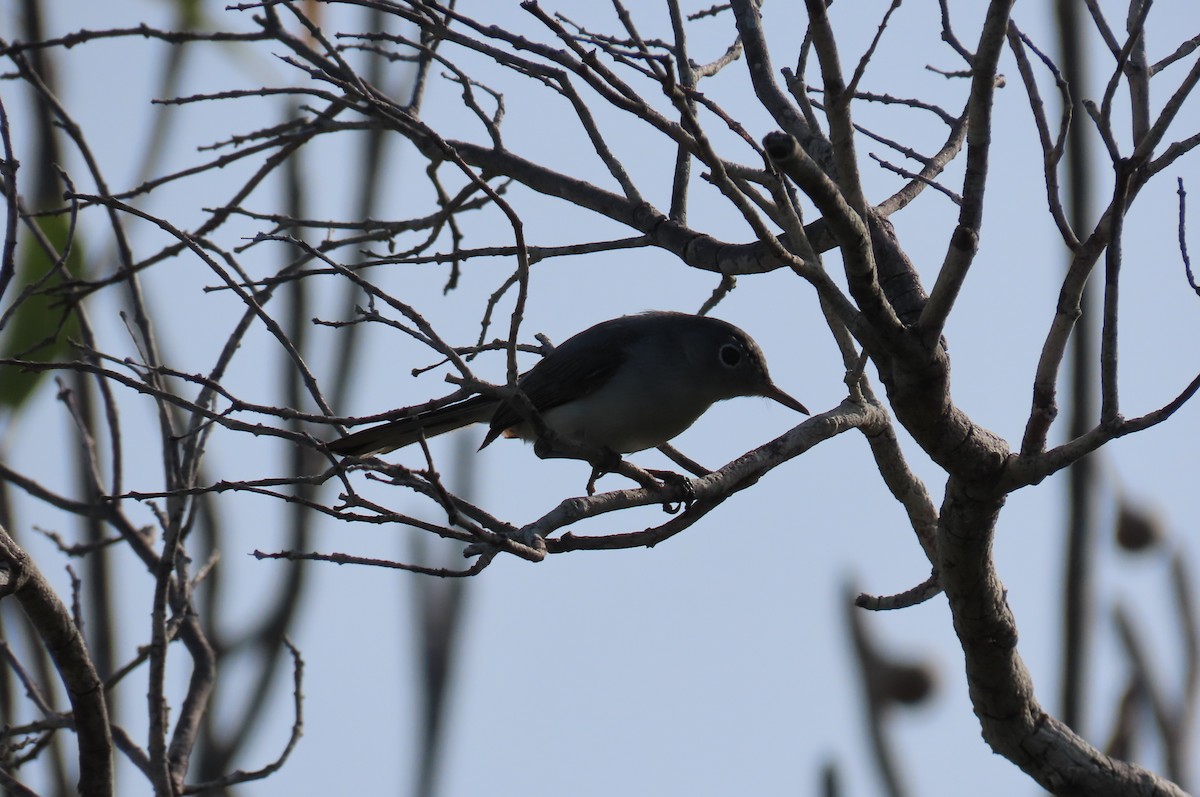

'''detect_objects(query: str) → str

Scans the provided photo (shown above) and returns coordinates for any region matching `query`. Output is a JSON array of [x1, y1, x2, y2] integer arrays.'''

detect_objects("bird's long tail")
[[327, 397, 497, 456]]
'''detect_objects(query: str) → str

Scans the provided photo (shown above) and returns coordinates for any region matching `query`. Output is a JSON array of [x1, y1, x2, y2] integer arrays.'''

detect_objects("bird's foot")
[[532, 435, 693, 508], [584, 462, 693, 511], [586, 465, 605, 496], [645, 468, 696, 513]]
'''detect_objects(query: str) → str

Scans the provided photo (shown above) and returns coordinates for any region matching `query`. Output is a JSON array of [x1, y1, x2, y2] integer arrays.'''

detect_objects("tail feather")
[[328, 398, 497, 456]]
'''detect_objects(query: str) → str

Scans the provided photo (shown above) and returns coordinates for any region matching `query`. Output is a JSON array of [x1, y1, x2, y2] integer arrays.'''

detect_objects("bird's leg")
[[585, 466, 605, 497], [656, 443, 712, 477], [532, 435, 622, 495], [532, 434, 690, 505]]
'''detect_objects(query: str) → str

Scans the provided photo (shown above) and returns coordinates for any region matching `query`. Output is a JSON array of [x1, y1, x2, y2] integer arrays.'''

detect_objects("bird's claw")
[[646, 468, 696, 513]]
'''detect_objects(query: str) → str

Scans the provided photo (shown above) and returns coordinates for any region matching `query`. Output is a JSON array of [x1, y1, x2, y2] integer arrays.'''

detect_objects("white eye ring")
[[719, 342, 742, 368]]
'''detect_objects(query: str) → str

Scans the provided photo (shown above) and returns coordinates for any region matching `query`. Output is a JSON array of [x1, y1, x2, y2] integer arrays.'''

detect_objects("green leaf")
[[0, 214, 85, 411]]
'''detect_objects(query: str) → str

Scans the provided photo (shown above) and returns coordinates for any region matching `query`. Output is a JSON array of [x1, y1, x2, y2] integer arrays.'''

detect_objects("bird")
[[327, 311, 809, 460]]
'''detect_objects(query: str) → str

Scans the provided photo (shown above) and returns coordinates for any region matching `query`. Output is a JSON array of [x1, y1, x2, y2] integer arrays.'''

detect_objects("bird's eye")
[[719, 342, 742, 367]]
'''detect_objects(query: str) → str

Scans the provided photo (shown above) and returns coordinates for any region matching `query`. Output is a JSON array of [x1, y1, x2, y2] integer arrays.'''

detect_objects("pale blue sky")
[[3, 1, 1199, 795]]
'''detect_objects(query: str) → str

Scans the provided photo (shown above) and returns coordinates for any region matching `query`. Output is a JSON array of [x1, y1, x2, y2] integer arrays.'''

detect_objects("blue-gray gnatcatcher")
[[328, 311, 808, 458]]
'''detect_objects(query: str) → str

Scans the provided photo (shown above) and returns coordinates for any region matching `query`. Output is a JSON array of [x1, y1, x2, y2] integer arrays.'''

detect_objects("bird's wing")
[[482, 317, 647, 445]]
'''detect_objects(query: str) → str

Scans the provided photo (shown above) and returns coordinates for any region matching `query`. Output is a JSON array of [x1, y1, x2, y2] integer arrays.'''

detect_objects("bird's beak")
[[762, 383, 810, 415]]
